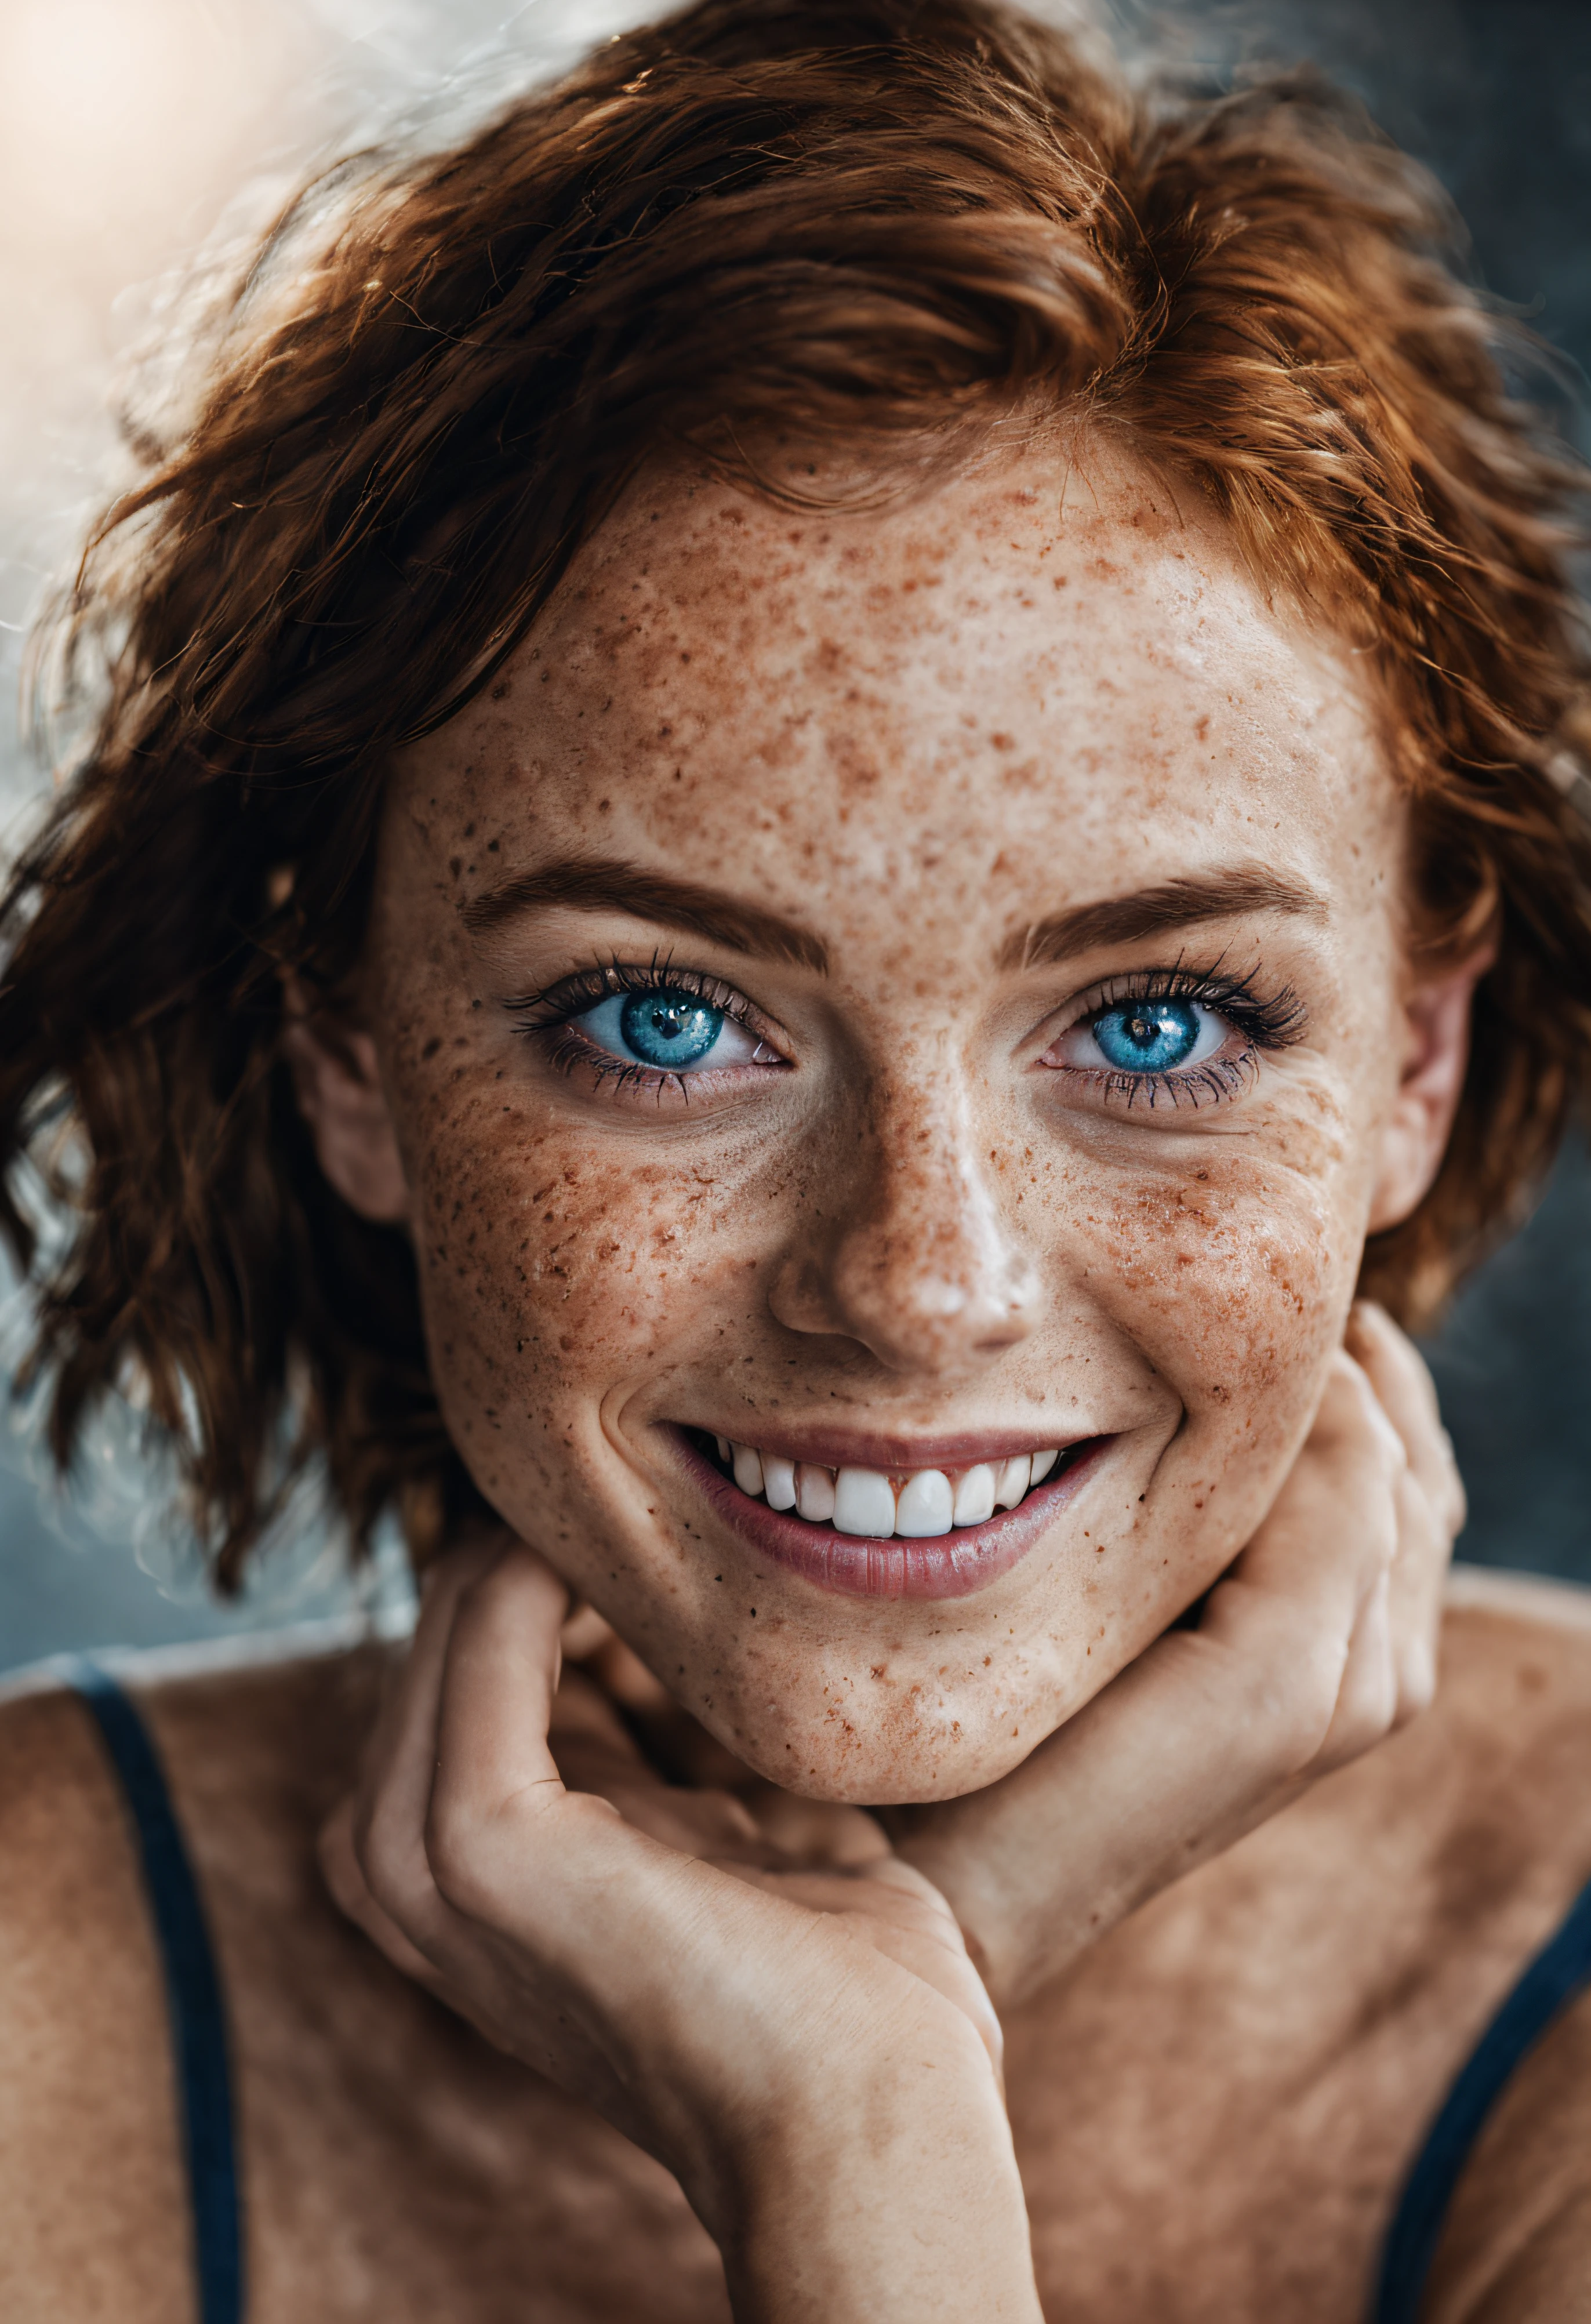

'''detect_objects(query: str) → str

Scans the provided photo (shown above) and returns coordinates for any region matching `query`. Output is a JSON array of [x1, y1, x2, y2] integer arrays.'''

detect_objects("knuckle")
[[357, 1792, 427, 1919], [424, 1791, 510, 1922], [1393, 1647, 1438, 1726], [423, 1798, 482, 1907], [1259, 1646, 1349, 1772]]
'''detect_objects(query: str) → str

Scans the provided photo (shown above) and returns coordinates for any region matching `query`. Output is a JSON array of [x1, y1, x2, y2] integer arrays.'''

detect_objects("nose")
[[768, 1065, 1043, 1376]]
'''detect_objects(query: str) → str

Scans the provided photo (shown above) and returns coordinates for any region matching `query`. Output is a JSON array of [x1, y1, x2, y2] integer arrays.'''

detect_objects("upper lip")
[[670, 1421, 1100, 1472]]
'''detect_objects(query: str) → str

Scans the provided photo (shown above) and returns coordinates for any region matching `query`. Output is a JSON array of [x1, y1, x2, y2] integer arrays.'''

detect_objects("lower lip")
[[669, 1430, 1114, 1602]]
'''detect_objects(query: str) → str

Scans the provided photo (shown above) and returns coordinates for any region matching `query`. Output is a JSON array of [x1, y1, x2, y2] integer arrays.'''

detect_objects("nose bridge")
[[798, 1046, 1042, 1373]]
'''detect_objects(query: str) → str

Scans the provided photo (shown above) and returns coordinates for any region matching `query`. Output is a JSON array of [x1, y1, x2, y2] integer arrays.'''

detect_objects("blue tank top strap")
[[1371, 1871, 1591, 2323], [62, 1655, 244, 2324]]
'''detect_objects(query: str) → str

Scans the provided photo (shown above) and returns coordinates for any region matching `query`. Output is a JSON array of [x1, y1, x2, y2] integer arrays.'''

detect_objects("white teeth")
[[994, 1454, 1032, 1509], [833, 1466, 899, 1537], [717, 1436, 1065, 1534], [796, 1462, 837, 1522], [762, 1454, 798, 1512], [895, 1469, 953, 1537], [952, 1463, 996, 1527]]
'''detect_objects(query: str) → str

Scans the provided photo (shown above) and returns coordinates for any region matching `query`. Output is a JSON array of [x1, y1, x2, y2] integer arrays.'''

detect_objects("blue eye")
[[619, 990, 722, 1066], [572, 985, 755, 1073], [1091, 998, 1205, 1074], [1056, 995, 1230, 1081]]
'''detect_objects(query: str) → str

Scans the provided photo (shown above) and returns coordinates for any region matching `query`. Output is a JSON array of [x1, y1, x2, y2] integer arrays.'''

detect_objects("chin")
[[690, 1646, 1106, 1807]]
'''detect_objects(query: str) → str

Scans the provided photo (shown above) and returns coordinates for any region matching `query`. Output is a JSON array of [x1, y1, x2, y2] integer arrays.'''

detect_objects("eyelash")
[[502, 953, 1306, 1111], [503, 954, 775, 1099], [1056, 960, 1306, 1110]]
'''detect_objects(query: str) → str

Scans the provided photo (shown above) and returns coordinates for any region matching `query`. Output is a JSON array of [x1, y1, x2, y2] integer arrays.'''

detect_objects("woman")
[[2, 1, 1590, 2315]]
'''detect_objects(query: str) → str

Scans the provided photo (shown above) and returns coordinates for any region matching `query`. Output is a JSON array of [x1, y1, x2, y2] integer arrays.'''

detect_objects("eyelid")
[[503, 956, 793, 1062], [1031, 959, 1307, 1055]]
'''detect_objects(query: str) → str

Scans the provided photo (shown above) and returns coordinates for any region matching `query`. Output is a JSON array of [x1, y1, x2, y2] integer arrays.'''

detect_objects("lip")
[[666, 1425, 1114, 1602], [685, 1422, 1091, 1475]]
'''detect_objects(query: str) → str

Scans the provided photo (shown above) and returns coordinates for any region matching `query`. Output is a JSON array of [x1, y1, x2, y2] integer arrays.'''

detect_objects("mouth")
[[669, 1425, 1113, 1601]]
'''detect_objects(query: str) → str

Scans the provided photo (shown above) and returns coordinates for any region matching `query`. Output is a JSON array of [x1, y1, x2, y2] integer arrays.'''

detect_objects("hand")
[[320, 1541, 1042, 2324], [888, 1301, 1463, 2008]]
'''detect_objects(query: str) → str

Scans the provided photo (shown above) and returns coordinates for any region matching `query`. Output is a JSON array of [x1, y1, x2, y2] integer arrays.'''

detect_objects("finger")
[[1347, 1301, 1466, 1537], [318, 1795, 444, 1987], [434, 1541, 571, 1796], [1384, 1461, 1447, 1722], [1345, 1304, 1460, 1717], [352, 1533, 517, 1940], [425, 1541, 615, 1936], [1310, 1562, 1398, 1772], [1210, 1352, 1401, 1683], [740, 1787, 892, 1869]]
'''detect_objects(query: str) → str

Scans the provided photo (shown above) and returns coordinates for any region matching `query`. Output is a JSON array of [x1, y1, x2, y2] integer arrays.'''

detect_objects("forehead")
[[397, 440, 1400, 927]]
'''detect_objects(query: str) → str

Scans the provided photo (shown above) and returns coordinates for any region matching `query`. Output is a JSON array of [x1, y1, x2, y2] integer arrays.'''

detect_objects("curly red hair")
[[3, 0, 1588, 1582]]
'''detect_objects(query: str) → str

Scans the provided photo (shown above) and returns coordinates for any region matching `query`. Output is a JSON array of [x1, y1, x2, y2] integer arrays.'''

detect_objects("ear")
[[281, 981, 410, 1225], [1364, 947, 1494, 1235]]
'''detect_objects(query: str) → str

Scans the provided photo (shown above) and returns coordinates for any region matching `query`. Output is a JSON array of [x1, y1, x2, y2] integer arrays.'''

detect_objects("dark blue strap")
[[63, 1657, 244, 2324], [1372, 1873, 1591, 2322]]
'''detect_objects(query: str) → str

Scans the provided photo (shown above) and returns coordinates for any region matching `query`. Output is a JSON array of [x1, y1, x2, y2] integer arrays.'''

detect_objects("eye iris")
[[1093, 998, 1201, 1074], [618, 989, 723, 1068]]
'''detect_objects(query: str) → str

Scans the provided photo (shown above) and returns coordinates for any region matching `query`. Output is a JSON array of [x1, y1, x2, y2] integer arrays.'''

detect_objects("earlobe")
[[1364, 949, 1493, 1235], [281, 983, 411, 1225]]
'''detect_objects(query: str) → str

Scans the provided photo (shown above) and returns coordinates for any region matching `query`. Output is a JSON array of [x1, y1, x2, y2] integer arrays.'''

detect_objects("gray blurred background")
[[2, 0, 1588, 1673]]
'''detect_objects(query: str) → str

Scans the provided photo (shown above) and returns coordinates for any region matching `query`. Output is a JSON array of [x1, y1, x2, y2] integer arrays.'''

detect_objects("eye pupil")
[[619, 989, 722, 1067], [1094, 998, 1202, 1074]]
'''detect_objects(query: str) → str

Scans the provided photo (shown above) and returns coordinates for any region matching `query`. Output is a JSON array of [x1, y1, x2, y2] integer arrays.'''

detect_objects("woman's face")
[[361, 440, 1419, 1803]]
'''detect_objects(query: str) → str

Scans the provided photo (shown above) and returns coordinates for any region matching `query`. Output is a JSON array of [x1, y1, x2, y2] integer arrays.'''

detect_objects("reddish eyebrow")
[[459, 855, 829, 974], [1001, 865, 1328, 970]]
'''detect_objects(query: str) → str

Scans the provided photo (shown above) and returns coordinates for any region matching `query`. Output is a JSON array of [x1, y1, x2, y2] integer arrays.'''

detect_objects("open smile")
[[671, 1426, 1114, 1600]]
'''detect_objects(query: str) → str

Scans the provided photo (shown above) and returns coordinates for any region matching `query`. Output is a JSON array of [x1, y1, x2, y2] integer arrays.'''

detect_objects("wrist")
[[709, 2007, 1042, 2324]]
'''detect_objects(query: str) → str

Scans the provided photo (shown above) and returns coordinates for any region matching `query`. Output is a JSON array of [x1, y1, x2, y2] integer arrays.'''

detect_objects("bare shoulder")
[[1394, 1573, 1591, 2323], [0, 1636, 385, 2324], [0, 1635, 720, 2323], [0, 1676, 192, 2319], [1426, 1569, 1591, 1843], [1423, 1970, 1591, 2324]]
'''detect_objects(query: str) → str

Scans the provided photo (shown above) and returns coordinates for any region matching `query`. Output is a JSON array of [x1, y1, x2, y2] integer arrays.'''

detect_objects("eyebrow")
[[460, 855, 829, 974], [1000, 865, 1329, 972]]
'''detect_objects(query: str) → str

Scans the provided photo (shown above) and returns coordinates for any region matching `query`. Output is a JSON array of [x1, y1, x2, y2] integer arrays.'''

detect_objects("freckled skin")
[[367, 440, 1406, 1804], [12, 446, 1591, 2324]]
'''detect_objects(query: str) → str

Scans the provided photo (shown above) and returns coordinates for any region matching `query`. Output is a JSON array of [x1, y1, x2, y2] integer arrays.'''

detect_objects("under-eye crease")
[[1041, 960, 1306, 1112], [504, 954, 790, 1101]]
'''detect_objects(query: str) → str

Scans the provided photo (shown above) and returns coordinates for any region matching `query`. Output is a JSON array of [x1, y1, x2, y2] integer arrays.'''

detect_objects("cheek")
[[395, 1062, 772, 1481], [1080, 1118, 1362, 1539]]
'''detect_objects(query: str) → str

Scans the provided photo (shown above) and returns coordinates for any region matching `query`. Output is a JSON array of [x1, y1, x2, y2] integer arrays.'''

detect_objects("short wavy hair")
[[4, 0, 1590, 1585]]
